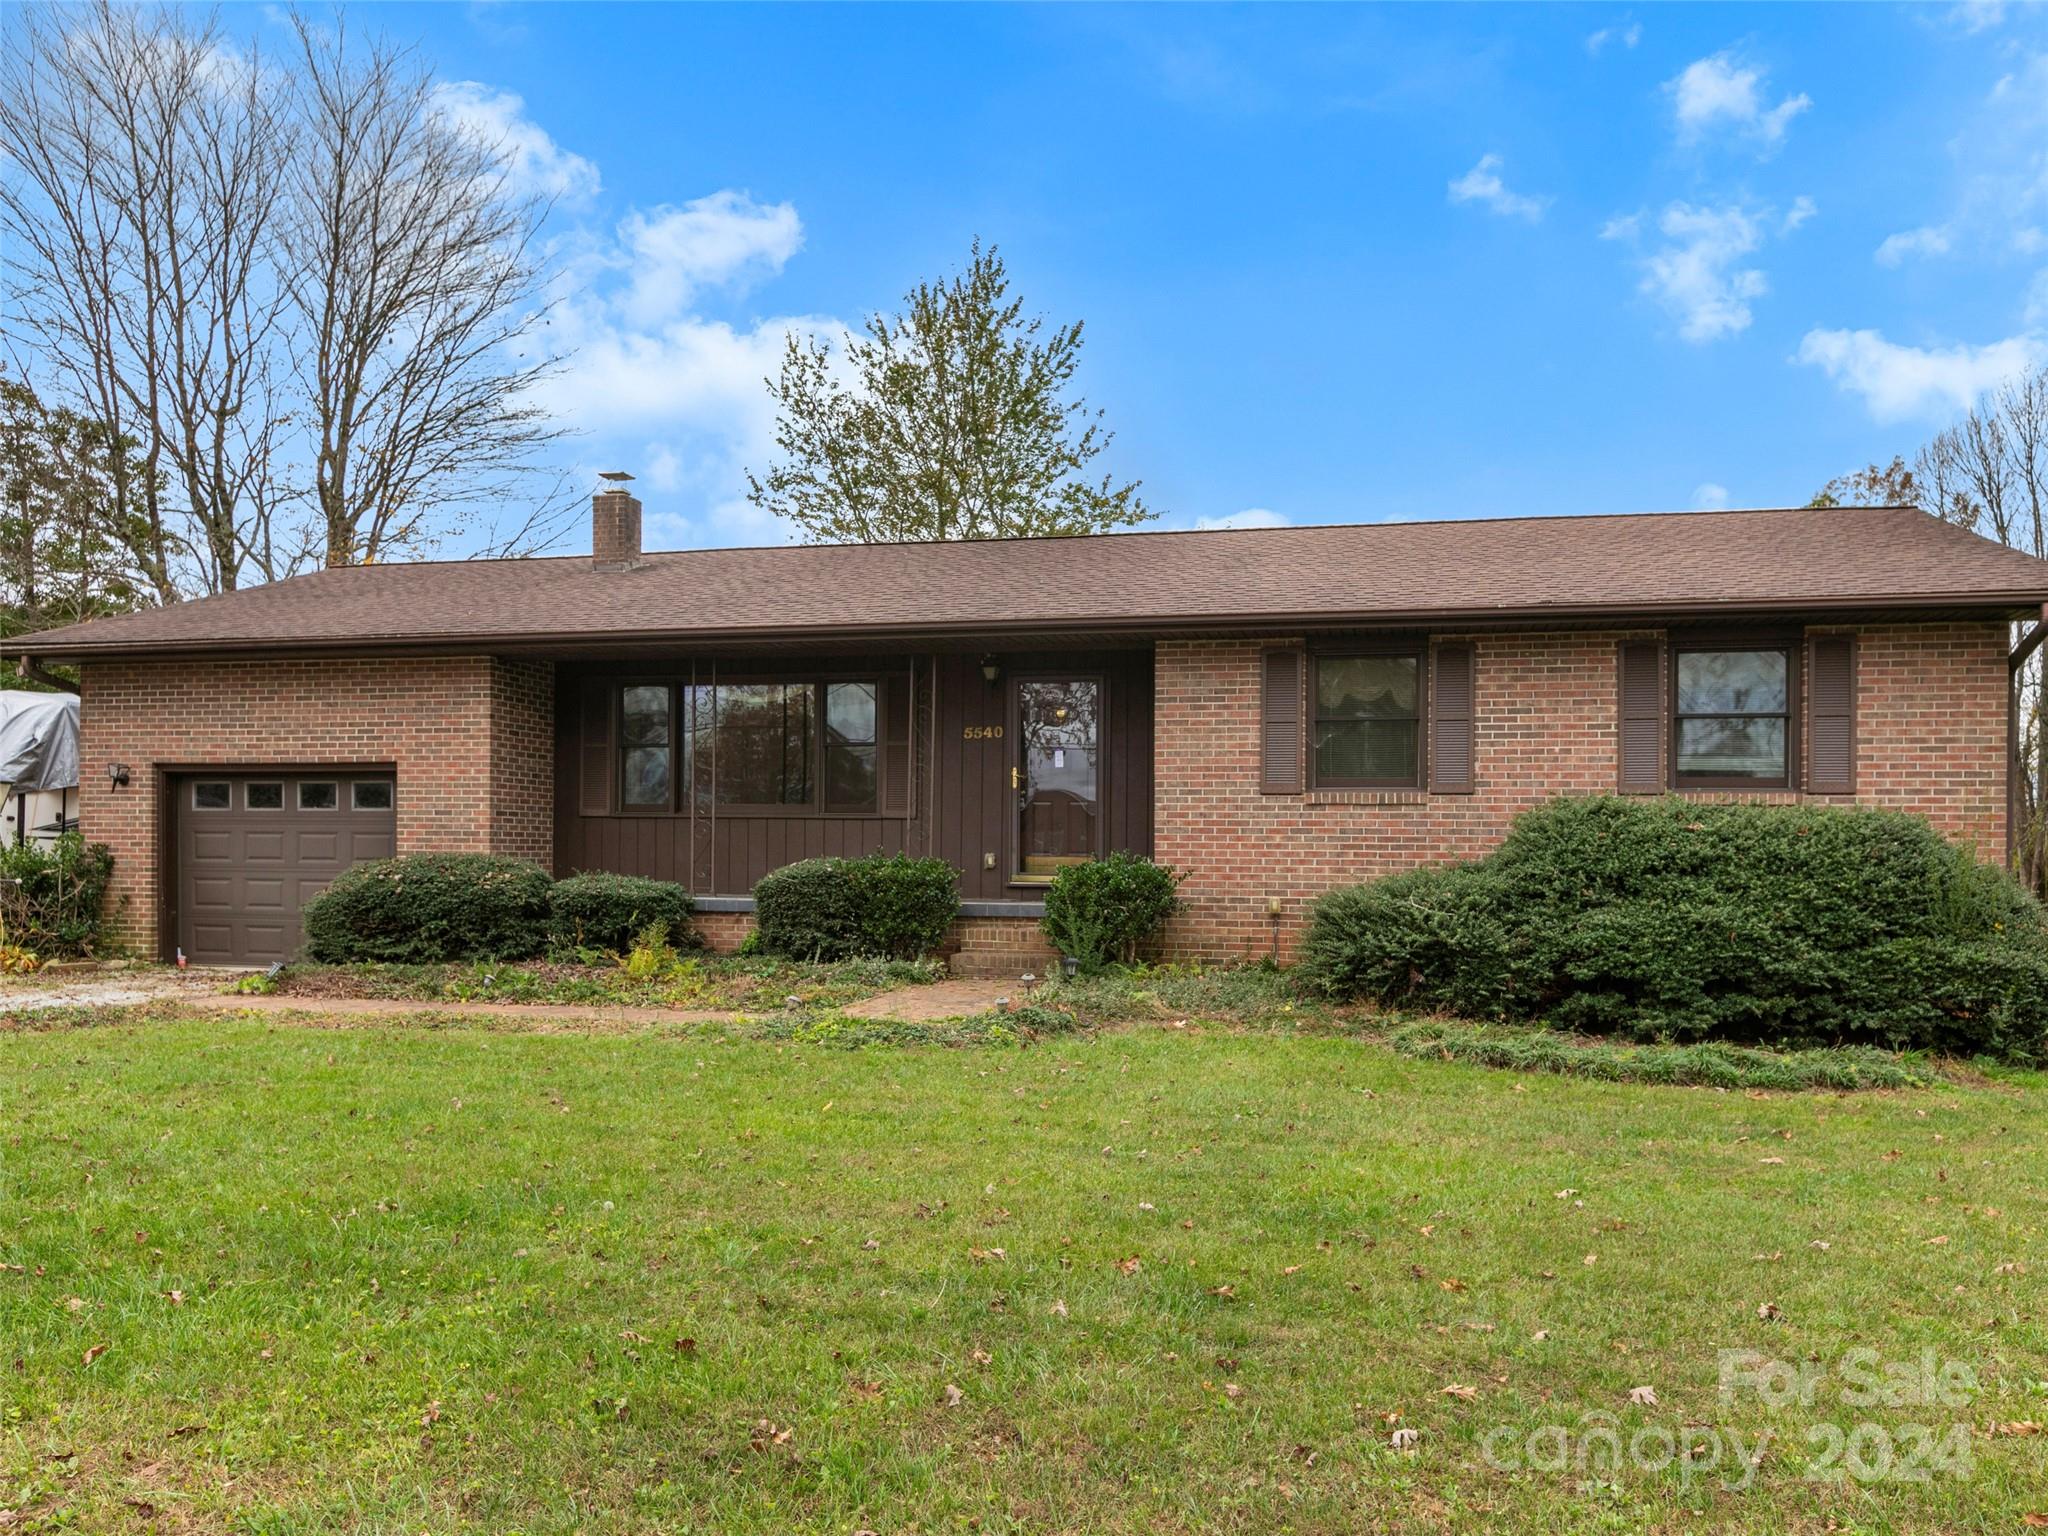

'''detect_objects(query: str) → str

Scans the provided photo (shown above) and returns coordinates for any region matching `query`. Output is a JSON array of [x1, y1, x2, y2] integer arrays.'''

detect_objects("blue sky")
[[242, 2, 2048, 552]]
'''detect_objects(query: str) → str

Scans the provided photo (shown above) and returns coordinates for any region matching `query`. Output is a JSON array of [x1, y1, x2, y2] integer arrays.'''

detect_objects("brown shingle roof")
[[22, 506, 2048, 660]]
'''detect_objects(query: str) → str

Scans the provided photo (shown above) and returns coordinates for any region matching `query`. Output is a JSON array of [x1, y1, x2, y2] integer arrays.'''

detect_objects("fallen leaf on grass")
[[1757, 1302, 1783, 1321], [1628, 1385, 1659, 1406], [1758, 1157, 1786, 1166], [942, 1383, 964, 1407], [1583, 1254, 1598, 1267], [1281, 1264, 1303, 1276], [81, 1342, 108, 1366], [1208, 1284, 1235, 1299], [1049, 1299, 1068, 1319], [1439, 1278, 1467, 1293], [1391, 1427, 1420, 1451], [1222, 1383, 1247, 1400], [1532, 1329, 1551, 1341], [1441, 1383, 1478, 1402], [1115, 1255, 1141, 1275], [970, 1348, 992, 1367]]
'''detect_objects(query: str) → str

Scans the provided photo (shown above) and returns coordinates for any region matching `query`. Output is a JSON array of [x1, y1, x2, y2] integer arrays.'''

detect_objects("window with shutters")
[[611, 677, 892, 816], [1671, 643, 1797, 788], [1311, 648, 1426, 788]]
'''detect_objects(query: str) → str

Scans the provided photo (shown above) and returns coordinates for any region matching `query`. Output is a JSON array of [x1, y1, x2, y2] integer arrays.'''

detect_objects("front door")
[[1014, 677, 1102, 880]]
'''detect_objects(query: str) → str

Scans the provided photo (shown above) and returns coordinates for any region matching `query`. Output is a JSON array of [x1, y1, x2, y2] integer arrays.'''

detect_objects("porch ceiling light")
[[981, 656, 1001, 685]]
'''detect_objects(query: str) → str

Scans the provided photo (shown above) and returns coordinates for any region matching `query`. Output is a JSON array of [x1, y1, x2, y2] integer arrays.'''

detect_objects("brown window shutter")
[[1430, 640, 1475, 793], [1805, 634, 1856, 793], [880, 669, 913, 817], [1617, 638, 1663, 793], [1260, 647, 1305, 794], [578, 679, 613, 816]]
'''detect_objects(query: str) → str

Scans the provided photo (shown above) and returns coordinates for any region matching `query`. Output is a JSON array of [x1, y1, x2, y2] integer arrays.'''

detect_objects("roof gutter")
[[17, 654, 81, 696], [25, 590, 2048, 666]]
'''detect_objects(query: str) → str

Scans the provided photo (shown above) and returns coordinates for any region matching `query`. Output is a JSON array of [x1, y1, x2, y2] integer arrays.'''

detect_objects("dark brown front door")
[[173, 774, 396, 965], [1014, 677, 1102, 880]]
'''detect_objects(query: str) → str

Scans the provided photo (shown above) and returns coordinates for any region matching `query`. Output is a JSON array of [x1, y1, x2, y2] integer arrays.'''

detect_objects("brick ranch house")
[[20, 491, 2048, 973]]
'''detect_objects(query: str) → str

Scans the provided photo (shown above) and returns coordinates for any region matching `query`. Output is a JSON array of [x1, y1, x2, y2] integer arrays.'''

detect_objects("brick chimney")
[[592, 473, 643, 570]]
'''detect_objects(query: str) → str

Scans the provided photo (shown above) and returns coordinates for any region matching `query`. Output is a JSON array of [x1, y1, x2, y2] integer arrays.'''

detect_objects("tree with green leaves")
[[748, 241, 1154, 542], [0, 371, 151, 686]]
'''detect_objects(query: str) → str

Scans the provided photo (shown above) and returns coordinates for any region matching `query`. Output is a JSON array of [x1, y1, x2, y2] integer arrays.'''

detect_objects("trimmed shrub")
[[844, 854, 959, 959], [0, 833, 115, 957], [301, 853, 552, 964], [1300, 795, 2048, 1061], [1040, 852, 1183, 971], [546, 872, 695, 954], [754, 853, 959, 961]]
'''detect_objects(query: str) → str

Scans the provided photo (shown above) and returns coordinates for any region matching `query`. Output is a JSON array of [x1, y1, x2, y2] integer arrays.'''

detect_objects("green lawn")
[[4, 1010, 2045, 1533]]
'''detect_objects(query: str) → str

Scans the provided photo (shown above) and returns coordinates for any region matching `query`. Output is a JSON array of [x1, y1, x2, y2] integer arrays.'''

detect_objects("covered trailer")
[[0, 690, 80, 847]]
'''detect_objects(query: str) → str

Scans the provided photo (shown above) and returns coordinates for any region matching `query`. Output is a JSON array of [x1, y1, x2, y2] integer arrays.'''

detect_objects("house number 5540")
[[962, 724, 1004, 740]]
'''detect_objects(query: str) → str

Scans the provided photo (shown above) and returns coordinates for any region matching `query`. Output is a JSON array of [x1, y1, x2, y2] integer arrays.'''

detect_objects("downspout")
[[18, 654, 81, 696], [2007, 603, 2048, 879]]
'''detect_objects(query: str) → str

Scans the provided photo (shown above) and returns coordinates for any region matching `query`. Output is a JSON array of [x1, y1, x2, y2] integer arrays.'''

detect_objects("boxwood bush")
[[546, 872, 696, 955], [1299, 795, 2048, 1061], [754, 853, 958, 961], [301, 853, 552, 964], [1040, 852, 1183, 971]]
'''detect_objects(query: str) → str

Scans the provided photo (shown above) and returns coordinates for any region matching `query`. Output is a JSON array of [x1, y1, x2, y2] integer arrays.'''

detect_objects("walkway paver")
[[838, 977, 1018, 1022]]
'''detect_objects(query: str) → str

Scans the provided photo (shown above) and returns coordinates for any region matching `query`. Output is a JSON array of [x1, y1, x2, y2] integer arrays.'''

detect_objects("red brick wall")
[[1154, 623, 2010, 960], [80, 656, 554, 955]]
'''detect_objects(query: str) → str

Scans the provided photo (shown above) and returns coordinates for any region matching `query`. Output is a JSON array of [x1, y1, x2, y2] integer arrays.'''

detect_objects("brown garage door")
[[173, 774, 396, 966]]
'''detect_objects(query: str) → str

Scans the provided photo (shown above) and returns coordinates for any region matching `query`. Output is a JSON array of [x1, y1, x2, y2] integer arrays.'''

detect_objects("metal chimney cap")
[[598, 470, 636, 486]]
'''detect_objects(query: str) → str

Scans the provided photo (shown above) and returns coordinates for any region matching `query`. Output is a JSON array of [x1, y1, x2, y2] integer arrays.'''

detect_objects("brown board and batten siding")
[[553, 648, 1154, 899]]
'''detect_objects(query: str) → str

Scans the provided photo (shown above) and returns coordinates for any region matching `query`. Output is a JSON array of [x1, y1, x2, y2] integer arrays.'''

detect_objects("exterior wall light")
[[980, 657, 1001, 685], [106, 762, 131, 788]]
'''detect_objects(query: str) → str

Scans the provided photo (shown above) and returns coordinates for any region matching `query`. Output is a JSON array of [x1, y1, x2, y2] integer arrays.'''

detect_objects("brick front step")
[[948, 948, 1056, 979]]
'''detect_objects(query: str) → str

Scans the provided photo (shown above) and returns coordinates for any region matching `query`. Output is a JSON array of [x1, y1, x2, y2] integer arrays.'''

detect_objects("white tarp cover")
[[0, 690, 80, 792]]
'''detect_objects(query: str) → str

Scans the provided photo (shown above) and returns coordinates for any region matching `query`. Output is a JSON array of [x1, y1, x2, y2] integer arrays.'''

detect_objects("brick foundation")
[[80, 655, 554, 956], [691, 910, 1055, 979], [1154, 623, 2010, 961]]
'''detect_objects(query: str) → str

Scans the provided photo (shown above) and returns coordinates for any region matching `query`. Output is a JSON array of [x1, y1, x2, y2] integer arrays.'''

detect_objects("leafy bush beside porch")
[[753, 853, 959, 961], [1300, 795, 2048, 1062], [301, 853, 555, 964]]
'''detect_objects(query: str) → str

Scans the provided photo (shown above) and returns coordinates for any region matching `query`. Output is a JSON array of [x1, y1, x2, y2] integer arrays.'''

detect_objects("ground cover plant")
[[250, 953, 944, 1012], [1301, 796, 2048, 1061], [4, 1009, 2044, 1533]]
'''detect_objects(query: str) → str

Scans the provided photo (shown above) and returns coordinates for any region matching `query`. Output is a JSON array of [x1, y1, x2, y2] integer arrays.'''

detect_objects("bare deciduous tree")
[[0, 0, 296, 596], [282, 12, 569, 568], [1811, 365, 2048, 892], [0, 1, 576, 605]]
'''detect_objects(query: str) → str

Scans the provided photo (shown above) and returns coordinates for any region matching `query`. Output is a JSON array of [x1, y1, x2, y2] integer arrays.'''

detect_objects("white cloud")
[[2017, 228, 2048, 256], [1618, 202, 1771, 343], [1948, 1, 2005, 33], [1666, 51, 1811, 150], [1585, 19, 1642, 56], [528, 196, 849, 549], [1599, 211, 1642, 242], [1446, 154, 1549, 222], [613, 193, 804, 327], [1874, 224, 1954, 266], [430, 81, 601, 202], [1691, 482, 1731, 510], [1194, 508, 1290, 531], [1781, 196, 1818, 234], [2025, 270, 2048, 329], [1794, 327, 2048, 421]]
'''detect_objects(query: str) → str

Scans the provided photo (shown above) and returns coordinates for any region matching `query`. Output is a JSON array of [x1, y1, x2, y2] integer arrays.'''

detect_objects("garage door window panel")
[[298, 781, 338, 810], [192, 781, 231, 810]]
